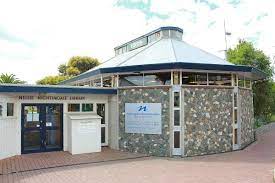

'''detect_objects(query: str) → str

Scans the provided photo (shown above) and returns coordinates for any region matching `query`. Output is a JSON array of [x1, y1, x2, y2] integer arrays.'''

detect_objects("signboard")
[[125, 103, 162, 134], [18, 96, 85, 100]]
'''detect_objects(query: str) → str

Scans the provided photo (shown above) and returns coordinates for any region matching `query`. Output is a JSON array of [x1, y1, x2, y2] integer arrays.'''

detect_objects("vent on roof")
[[114, 26, 183, 56]]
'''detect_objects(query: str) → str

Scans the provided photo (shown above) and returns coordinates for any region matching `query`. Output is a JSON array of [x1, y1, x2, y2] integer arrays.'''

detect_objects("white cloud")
[[0, 0, 274, 83]]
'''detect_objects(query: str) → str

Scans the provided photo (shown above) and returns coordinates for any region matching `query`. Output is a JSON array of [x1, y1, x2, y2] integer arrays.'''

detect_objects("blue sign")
[[125, 103, 162, 134]]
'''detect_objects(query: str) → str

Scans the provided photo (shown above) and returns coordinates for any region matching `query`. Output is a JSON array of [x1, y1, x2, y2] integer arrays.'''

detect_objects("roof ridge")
[[170, 39, 178, 62], [116, 38, 162, 67]]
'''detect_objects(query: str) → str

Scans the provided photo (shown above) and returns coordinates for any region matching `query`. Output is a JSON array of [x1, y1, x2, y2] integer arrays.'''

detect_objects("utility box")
[[67, 113, 101, 155]]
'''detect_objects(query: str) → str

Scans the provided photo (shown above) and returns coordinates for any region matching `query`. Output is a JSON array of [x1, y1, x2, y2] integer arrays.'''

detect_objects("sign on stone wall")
[[125, 103, 162, 134]]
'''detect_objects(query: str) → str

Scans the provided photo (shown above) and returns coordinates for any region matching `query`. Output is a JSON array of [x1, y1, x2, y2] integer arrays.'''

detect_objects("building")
[[0, 26, 266, 159]]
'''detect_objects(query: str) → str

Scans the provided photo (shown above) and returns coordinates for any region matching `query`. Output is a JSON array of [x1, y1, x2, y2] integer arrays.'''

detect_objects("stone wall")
[[118, 87, 171, 156], [183, 87, 233, 156], [239, 88, 255, 148]]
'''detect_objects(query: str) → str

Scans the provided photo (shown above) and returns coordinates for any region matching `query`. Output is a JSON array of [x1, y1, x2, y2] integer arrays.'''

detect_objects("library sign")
[[18, 95, 85, 100]]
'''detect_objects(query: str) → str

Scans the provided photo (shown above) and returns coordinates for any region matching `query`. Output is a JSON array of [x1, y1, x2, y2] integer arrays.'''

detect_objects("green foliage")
[[227, 40, 274, 123], [37, 56, 100, 84], [36, 75, 70, 85], [227, 40, 273, 78], [0, 73, 25, 84], [58, 64, 67, 76], [65, 56, 100, 76]]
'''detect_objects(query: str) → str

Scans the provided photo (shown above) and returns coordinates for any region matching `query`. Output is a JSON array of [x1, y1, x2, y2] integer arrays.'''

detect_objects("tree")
[[37, 56, 100, 85], [36, 75, 69, 85], [227, 40, 274, 121], [0, 73, 25, 84], [65, 56, 100, 76], [58, 64, 68, 76]]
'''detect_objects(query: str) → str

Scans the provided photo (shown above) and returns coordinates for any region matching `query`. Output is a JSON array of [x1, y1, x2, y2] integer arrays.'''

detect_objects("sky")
[[0, 0, 274, 83]]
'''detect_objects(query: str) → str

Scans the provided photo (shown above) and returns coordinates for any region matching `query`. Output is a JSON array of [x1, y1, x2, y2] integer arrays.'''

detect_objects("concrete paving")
[[0, 129, 274, 183]]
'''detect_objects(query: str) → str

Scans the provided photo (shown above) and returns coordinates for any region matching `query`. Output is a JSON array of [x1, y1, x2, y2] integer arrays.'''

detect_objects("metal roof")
[[60, 27, 267, 84], [0, 84, 117, 94]]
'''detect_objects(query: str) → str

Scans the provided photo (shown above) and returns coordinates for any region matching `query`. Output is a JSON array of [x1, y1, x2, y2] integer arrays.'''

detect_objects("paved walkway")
[[0, 130, 274, 183], [0, 148, 147, 175]]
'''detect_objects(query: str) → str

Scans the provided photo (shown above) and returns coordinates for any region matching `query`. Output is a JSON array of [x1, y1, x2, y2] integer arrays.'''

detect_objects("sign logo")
[[138, 105, 147, 112]]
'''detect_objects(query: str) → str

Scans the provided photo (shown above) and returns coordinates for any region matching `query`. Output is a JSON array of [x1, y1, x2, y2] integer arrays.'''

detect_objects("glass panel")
[[82, 103, 93, 112], [46, 105, 61, 127], [103, 77, 112, 87], [234, 109, 238, 124], [119, 74, 143, 86], [144, 72, 171, 86], [174, 131, 180, 148], [46, 130, 61, 149], [174, 110, 180, 126], [238, 76, 245, 87], [174, 92, 180, 107], [24, 130, 41, 151], [208, 73, 232, 86], [234, 75, 238, 86], [234, 128, 238, 144], [24, 106, 40, 128], [162, 30, 169, 38], [245, 80, 251, 88], [173, 72, 180, 85], [182, 72, 207, 85], [68, 104, 80, 112], [101, 127, 106, 143], [148, 31, 160, 43], [92, 78, 102, 87], [0, 104, 2, 116], [112, 76, 118, 87], [97, 104, 105, 124], [234, 93, 237, 107], [7, 103, 14, 116]]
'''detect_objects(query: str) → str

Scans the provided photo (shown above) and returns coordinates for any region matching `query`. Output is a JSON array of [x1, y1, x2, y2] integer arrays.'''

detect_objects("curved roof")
[[60, 27, 266, 84]]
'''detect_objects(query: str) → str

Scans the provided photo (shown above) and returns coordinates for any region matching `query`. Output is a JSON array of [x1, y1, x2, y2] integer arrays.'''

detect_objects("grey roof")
[[60, 27, 266, 85]]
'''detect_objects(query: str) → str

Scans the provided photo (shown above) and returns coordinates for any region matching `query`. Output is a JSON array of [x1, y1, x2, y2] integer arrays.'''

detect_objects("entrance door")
[[96, 103, 108, 146], [21, 104, 63, 153]]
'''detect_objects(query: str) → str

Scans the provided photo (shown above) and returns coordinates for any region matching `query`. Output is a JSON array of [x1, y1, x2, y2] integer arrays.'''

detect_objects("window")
[[234, 109, 238, 124], [233, 75, 238, 86], [245, 80, 251, 88], [68, 104, 80, 112], [82, 103, 93, 112], [119, 74, 143, 86], [7, 103, 14, 116], [173, 72, 180, 85], [234, 128, 238, 144], [234, 93, 237, 108], [148, 31, 160, 43], [0, 104, 2, 116], [144, 72, 171, 86], [182, 72, 207, 85], [111, 76, 118, 87], [174, 92, 180, 107], [208, 73, 232, 86], [238, 76, 245, 87], [103, 77, 112, 87], [174, 110, 180, 126], [93, 78, 102, 87], [170, 30, 182, 40]]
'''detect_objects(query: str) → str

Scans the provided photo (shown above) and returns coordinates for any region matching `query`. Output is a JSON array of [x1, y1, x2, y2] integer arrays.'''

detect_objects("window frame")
[[7, 103, 15, 117], [67, 103, 81, 112]]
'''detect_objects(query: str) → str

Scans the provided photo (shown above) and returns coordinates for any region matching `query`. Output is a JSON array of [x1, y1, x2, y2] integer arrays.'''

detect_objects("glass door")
[[97, 103, 108, 146], [22, 105, 42, 153], [21, 104, 63, 153], [44, 104, 63, 151]]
